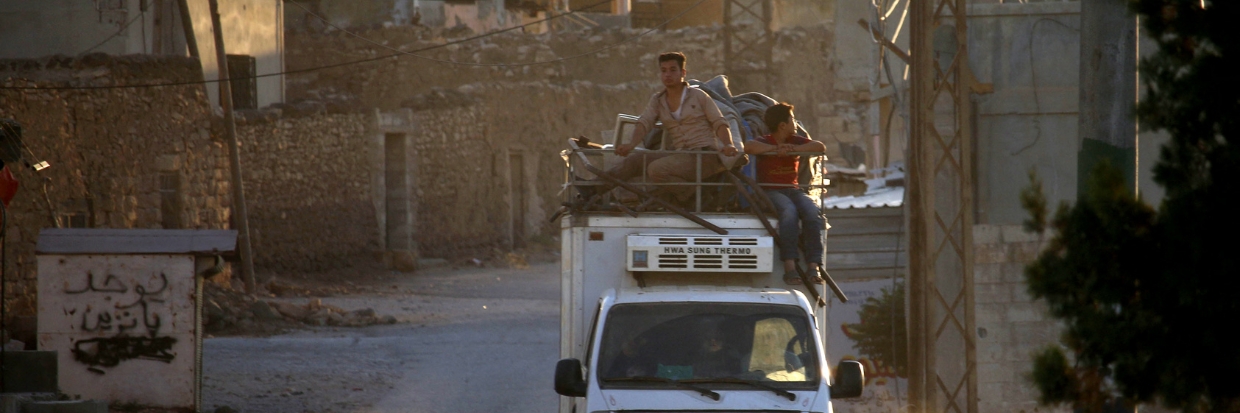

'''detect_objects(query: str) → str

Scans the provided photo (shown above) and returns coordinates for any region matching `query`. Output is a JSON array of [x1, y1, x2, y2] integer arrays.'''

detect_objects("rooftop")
[[821, 164, 906, 210]]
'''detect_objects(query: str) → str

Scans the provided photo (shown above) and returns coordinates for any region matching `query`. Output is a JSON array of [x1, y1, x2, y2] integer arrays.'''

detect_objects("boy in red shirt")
[[744, 103, 827, 284]]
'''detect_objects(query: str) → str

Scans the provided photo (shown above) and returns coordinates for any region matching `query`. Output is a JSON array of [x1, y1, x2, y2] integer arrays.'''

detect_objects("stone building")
[[0, 3, 1153, 411], [0, 0, 286, 109], [0, 54, 231, 327], [279, 23, 843, 253]]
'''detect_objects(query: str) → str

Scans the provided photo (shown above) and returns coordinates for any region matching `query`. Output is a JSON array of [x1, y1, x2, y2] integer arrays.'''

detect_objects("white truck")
[[552, 114, 863, 413]]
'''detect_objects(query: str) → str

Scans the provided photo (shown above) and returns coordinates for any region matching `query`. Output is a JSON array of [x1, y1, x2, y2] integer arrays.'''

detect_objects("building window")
[[60, 213, 88, 228], [226, 54, 257, 110]]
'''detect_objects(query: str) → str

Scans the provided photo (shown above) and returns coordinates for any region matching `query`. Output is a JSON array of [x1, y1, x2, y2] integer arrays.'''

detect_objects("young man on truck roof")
[[743, 103, 827, 285], [584, 52, 739, 203]]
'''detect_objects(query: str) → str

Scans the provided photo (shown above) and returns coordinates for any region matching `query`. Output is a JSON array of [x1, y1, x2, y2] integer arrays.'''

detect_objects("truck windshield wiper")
[[682, 377, 796, 401], [601, 376, 722, 401]]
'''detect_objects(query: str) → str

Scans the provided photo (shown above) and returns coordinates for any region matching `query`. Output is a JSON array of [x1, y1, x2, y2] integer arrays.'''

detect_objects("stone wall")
[[405, 80, 655, 257], [235, 110, 378, 274], [284, 24, 867, 161], [231, 79, 658, 269], [262, 23, 890, 263], [973, 224, 1067, 413], [0, 54, 231, 319]]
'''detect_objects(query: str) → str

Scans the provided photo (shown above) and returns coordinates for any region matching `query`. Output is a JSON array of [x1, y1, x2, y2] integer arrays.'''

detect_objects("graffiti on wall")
[[828, 279, 909, 413], [62, 271, 178, 374]]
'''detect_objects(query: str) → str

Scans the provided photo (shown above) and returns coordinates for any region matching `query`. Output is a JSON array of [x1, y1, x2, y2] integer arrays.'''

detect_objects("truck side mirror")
[[831, 360, 865, 399], [555, 358, 587, 397]]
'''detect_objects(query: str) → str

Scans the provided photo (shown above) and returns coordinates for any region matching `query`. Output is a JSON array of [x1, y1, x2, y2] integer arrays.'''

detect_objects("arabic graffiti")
[[840, 355, 902, 386], [72, 336, 178, 375], [65, 272, 130, 294], [61, 271, 178, 374], [71, 273, 168, 335]]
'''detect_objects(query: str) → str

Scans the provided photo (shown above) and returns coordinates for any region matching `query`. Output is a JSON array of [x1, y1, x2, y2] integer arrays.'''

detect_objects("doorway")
[[385, 133, 410, 251], [509, 152, 526, 249]]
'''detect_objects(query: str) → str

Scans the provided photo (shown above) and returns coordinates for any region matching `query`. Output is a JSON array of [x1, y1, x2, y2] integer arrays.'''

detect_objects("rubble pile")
[[203, 283, 397, 334]]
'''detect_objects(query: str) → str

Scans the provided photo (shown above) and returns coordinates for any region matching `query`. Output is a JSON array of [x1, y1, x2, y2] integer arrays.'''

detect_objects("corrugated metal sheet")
[[823, 207, 907, 281], [822, 186, 905, 209], [36, 229, 237, 255], [821, 167, 906, 210]]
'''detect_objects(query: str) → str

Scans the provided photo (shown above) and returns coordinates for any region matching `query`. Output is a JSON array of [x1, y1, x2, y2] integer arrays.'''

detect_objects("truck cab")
[[553, 113, 863, 413]]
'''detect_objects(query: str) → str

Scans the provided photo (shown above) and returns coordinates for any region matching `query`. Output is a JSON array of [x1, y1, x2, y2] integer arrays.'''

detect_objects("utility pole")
[[722, 0, 773, 92], [907, 0, 979, 411], [208, 0, 258, 295], [1078, 0, 1138, 194]]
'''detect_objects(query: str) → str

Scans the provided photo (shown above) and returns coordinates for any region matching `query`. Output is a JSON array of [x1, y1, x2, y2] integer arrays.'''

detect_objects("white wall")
[[969, 2, 1081, 225], [186, 0, 285, 109], [38, 254, 199, 408]]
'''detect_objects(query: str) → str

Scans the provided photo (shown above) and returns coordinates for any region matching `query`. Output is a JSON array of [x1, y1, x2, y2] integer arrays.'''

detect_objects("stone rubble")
[[203, 282, 398, 334]]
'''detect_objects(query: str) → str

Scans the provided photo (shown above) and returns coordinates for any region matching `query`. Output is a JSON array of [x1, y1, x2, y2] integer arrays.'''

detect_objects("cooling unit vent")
[[627, 235, 773, 272]]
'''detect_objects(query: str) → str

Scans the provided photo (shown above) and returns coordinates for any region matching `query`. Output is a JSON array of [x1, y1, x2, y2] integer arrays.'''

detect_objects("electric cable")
[[288, 0, 707, 68], [888, 165, 907, 411], [78, 0, 150, 56], [1009, 17, 1079, 156], [865, 4, 909, 404], [0, 0, 704, 91], [284, 0, 607, 64]]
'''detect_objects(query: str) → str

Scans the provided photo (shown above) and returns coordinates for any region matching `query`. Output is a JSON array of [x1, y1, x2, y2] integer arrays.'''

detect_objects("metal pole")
[[906, 0, 930, 410], [208, 0, 258, 295], [908, 0, 978, 411], [695, 152, 702, 213], [955, 6, 979, 413]]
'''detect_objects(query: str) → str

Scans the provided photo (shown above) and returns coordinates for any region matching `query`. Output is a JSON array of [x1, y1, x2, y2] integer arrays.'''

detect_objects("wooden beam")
[[175, 0, 200, 59], [208, 0, 258, 295]]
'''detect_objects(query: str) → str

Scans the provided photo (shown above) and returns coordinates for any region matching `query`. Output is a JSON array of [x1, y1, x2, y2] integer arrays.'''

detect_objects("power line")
[[78, 0, 149, 56], [1, 0, 705, 91], [287, 0, 708, 68], [4, 2, 578, 91]]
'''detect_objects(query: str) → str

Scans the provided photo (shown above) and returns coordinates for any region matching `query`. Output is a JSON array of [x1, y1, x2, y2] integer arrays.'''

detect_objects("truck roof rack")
[[554, 137, 830, 236]]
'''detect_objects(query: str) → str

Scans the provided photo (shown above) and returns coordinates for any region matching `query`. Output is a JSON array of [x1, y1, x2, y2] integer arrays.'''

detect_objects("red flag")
[[0, 165, 18, 207]]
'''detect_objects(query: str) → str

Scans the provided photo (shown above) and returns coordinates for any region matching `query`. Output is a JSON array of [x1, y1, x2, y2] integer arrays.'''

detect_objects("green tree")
[[845, 283, 907, 378], [1024, 1, 1240, 412]]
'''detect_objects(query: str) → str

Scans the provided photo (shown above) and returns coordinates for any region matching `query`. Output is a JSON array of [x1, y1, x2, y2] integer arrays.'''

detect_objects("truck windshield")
[[597, 303, 819, 388]]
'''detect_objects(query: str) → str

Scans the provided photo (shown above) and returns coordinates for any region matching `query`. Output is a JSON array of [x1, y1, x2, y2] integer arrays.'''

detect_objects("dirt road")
[[202, 262, 560, 413]]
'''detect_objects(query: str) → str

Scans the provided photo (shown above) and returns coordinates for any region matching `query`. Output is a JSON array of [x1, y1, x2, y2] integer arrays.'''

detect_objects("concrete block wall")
[[0, 54, 230, 320], [973, 224, 1067, 413]]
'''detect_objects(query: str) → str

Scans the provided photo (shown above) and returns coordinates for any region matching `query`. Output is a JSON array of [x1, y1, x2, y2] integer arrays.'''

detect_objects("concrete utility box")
[[35, 229, 236, 410]]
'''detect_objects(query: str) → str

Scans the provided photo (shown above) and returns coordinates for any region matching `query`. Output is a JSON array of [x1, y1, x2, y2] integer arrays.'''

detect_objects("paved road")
[[203, 263, 561, 413]]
